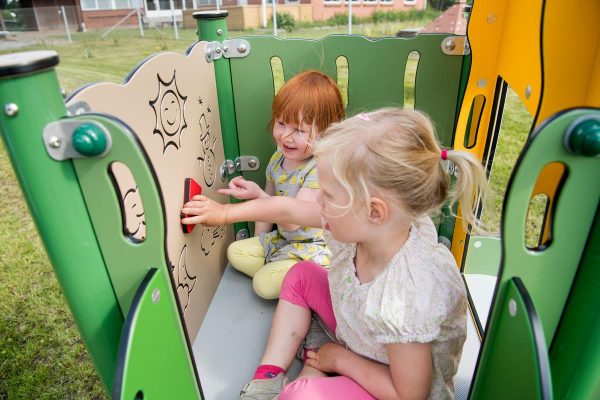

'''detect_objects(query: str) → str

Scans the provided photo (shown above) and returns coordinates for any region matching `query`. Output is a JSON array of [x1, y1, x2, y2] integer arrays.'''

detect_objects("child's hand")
[[305, 343, 344, 373], [218, 176, 266, 200], [181, 195, 228, 226]]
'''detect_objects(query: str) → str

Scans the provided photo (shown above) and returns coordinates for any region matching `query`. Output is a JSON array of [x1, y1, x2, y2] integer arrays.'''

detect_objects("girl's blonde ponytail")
[[445, 149, 490, 234]]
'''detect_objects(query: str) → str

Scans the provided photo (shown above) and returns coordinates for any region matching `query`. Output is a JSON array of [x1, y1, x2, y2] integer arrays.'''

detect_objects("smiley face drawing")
[[150, 71, 188, 153], [197, 113, 217, 187]]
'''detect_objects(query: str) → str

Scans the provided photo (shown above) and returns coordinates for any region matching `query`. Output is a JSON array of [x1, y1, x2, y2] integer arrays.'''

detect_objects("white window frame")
[[324, 0, 342, 5], [404, 0, 416, 4], [81, 0, 136, 10]]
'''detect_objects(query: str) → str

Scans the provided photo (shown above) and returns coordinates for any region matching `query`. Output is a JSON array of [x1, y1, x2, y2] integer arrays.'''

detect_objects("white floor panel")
[[464, 274, 497, 330]]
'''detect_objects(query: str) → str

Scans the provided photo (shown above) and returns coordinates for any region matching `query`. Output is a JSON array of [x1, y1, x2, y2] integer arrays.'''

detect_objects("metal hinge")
[[220, 156, 260, 181], [205, 39, 251, 62], [441, 36, 470, 56]]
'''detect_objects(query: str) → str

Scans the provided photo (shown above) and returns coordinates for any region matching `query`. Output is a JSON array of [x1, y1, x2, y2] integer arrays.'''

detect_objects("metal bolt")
[[525, 85, 532, 99], [4, 103, 18, 117], [48, 136, 62, 149], [152, 288, 160, 304], [248, 159, 257, 168], [474, 240, 482, 248], [223, 45, 229, 53], [215, 47, 222, 54], [216, 28, 223, 36], [238, 43, 247, 53], [477, 79, 487, 88], [509, 299, 517, 316], [206, 48, 213, 58], [60, 88, 67, 99], [487, 13, 497, 24], [444, 39, 456, 52]]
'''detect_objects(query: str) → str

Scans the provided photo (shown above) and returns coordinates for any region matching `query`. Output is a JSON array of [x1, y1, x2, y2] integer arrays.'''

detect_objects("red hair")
[[269, 70, 345, 137]]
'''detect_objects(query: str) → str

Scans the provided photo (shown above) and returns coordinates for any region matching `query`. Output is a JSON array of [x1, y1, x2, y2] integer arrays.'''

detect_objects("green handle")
[[566, 117, 600, 157], [72, 122, 107, 156]]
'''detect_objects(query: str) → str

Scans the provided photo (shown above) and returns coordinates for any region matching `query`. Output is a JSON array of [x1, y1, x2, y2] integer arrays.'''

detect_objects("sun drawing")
[[150, 71, 188, 152]]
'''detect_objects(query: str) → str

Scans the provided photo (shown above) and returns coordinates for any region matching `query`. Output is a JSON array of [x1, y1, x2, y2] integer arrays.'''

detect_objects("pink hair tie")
[[441, 149, 448, 160], [356, 113, 370, 121]]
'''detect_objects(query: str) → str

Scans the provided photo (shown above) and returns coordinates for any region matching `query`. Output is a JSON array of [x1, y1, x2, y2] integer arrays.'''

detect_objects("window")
[[81, 0, 137, 10]]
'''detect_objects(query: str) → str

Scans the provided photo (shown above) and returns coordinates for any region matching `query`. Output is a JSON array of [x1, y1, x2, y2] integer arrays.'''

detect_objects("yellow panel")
[[537, 0, 600, 123], [495, 0, 542, 115], [451, 0, 543, 263]]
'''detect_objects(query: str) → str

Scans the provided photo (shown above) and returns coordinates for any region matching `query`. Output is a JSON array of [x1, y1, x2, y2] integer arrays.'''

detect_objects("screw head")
[[215, 47, 222, 54], [248, 159, 257, 168], [216, 28, 223, 36], [509, 299, 517, 316], [48, 136, 62, 149], [60, 88, 67, 98], [238, 43, 247, 53], [487, 13, 497, 24], [152, 288, 160, 304], [444, 39, 456, 52], [223, 45, 229, 52], [206, 48, 213, 58], [525, 85, 532, 99], [4, 103, 18, 117]]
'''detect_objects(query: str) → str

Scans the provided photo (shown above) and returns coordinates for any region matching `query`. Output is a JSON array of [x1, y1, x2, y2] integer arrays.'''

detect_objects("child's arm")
[[276, 187, 318, 232], [306, 342, 432, 400], [253, 181, 275, 236], [181, 195, 322, 228]]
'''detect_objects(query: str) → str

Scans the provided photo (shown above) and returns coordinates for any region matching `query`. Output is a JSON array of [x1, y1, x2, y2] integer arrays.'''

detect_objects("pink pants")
[[278, 261, 376, 400]]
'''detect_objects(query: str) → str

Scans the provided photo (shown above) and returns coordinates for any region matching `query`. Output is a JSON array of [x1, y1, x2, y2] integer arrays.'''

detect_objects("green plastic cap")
[[72, 123, 107, 157], [566, 117, 600, 157]]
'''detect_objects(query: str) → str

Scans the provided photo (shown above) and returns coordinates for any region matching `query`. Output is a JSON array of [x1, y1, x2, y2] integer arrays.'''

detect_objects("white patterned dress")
[[326, 216, 467, 399]]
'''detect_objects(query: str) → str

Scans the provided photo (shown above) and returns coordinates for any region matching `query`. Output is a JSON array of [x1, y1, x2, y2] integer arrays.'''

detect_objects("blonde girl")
[[218, 70, 344, 299], [182, 108, 488, 399]]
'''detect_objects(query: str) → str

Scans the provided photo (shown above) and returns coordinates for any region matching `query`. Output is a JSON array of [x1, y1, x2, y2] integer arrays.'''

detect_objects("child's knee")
[[252, 276, 281, 300], [282, 261, 322, 287], [226, 239, 244, 260]]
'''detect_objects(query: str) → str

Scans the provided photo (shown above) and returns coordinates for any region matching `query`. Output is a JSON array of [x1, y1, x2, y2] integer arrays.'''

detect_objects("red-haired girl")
[[219, 70, 344, 299]]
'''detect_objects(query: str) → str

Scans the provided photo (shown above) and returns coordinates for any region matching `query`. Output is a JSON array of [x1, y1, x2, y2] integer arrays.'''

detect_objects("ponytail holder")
[[356, 113, 370, 122], [441, 149, 448, 160]]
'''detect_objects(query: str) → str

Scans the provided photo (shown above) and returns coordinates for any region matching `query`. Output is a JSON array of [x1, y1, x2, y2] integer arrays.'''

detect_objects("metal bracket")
[[220, 156, 260, 181], [220, 159, 235, 181], [205, 41, 224, 62], [441, 36, 470, 56], [205, 39, 251, 63], [43, 119, 112, 161]]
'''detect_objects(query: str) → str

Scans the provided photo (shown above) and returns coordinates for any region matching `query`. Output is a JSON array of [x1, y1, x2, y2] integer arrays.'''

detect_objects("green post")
[[0, 51, 122, 393], [194, 10, 248, 238]]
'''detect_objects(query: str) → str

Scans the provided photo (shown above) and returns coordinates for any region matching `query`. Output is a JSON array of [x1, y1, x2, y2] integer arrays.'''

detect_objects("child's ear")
[[368, 197, 389, 224]]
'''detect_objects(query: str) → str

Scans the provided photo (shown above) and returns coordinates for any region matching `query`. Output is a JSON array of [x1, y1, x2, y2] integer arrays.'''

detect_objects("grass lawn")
[[0, 19, 533, 399]]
